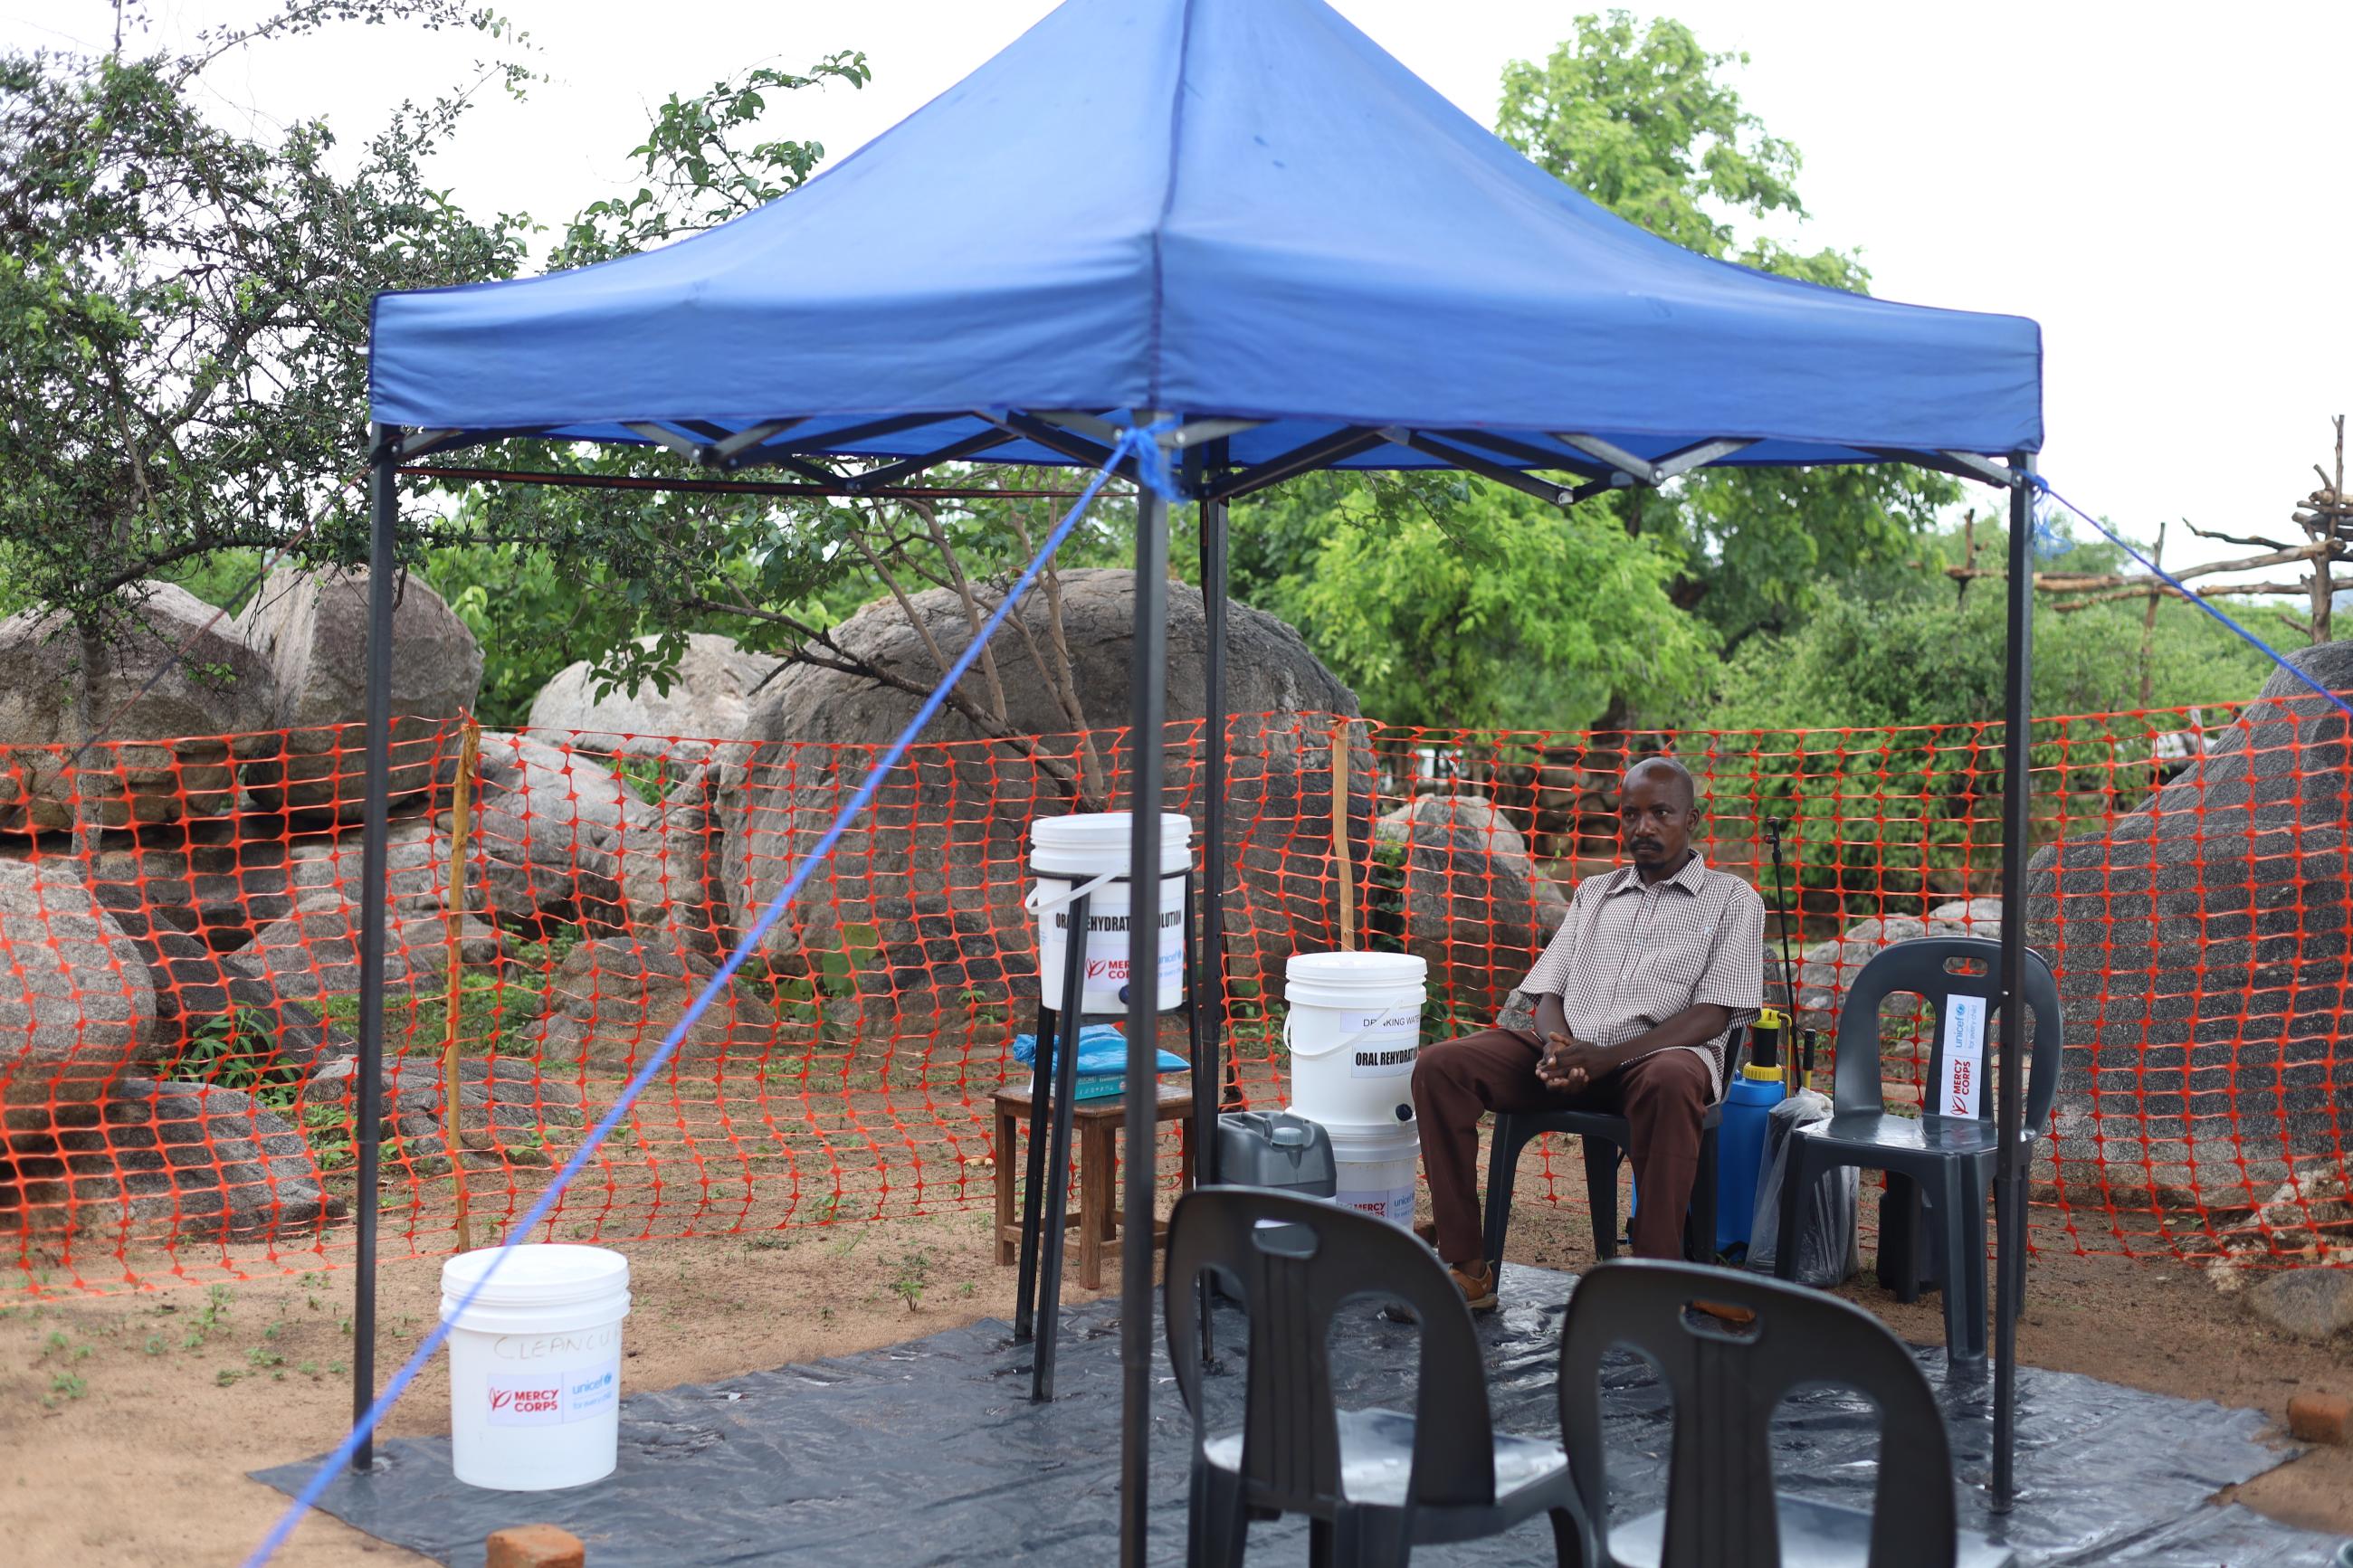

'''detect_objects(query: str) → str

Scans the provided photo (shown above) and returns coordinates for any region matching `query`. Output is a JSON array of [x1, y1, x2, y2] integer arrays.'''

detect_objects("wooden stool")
[[994, 1079, 1196, 1290]]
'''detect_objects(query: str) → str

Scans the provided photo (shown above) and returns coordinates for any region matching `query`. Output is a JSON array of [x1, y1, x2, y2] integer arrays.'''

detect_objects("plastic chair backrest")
[[1827, 936, 2063, 1132], [1557, 1259, 1958, 1568], [1164, 1188, 1500, 1514]]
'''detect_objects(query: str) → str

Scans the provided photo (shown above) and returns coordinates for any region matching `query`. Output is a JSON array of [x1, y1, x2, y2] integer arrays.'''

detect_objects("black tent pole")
[[350, 423, 400, 1471], [1992, 450, 2036, 1510], [1193, 438, 1229, 1194], [1190, 441, 1230, 1368], [1120, 423, 1172, 1567]]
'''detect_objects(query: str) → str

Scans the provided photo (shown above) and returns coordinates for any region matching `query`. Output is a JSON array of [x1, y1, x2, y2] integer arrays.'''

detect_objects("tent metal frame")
[[349, 412, 2038, 1533]]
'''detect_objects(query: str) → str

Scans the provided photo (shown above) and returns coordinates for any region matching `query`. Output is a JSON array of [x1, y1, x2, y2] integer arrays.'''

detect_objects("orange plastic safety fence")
[[0, 698, 2344, 1298]]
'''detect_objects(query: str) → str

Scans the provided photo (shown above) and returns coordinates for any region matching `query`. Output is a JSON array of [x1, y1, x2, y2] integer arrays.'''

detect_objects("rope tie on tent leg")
[[2027, 474, 2353, 725], [241, 420, 1181, 1568]]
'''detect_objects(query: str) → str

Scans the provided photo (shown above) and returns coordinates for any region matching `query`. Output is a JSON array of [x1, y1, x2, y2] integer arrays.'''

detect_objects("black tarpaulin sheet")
[[256, 1265, 2339, 1567]]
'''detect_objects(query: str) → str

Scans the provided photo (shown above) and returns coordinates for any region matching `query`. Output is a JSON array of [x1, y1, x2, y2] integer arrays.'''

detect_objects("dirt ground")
[[0, 1193, 2346, 1566]]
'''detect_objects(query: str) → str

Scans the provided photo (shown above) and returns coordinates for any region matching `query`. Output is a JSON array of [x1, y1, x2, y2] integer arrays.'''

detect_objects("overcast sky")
[[9, 1, 2349, 578]]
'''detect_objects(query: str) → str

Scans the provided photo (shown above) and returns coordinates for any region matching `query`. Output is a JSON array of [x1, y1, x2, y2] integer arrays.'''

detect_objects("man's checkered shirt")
[[1500, 853, 1767, 1095]]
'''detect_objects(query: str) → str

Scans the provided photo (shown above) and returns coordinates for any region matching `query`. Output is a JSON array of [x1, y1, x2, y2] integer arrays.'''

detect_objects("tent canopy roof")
[[368, 0, 2041, 479]]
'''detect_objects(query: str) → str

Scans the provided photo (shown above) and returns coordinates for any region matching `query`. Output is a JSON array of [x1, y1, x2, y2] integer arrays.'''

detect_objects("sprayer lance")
[[1764, 816, 1805, 1091]]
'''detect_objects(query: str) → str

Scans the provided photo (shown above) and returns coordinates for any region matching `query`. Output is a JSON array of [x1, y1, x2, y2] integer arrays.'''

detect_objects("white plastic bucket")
[[1282, 951, 1427, 1129], [1026, 812, 1192, 1015], [1325, 1120, 1420, 1229], [441, 1244, 632, 1491]]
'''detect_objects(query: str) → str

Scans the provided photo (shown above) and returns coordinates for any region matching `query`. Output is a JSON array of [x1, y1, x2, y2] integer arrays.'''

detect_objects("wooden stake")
[[1332, 719, 1355, 952], [2316, 414, 2346, 646], [2138, 518, 2167, 710], [441, 716, 481, 1251]]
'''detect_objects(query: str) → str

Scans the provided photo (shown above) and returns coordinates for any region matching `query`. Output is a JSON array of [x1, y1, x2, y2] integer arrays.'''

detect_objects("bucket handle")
[[1284, 1012, 1377, 1061], [1023, 870, 1120, 917]]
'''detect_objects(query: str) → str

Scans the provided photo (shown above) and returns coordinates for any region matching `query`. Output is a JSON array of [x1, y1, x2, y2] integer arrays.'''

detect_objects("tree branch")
[[2050, 581, 2311, 613], [902, 496, 1013, 726], [2185, 520, 2294, 552]]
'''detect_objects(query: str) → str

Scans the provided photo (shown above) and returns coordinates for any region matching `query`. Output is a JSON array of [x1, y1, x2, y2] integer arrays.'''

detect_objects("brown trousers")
[[1410, 1029, 1713, 1265]]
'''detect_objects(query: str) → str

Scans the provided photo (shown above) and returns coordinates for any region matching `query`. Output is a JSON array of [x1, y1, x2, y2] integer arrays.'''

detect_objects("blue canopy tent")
[[360, 0, 2044, 1550]]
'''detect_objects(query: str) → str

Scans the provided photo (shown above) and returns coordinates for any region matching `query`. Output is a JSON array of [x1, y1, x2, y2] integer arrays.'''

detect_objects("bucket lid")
[[1285, 951, 1427, 985], [1318, 1117, 1421, 1154], [441, 1243, 630, 1311], [1030, 811, 1193, 850]]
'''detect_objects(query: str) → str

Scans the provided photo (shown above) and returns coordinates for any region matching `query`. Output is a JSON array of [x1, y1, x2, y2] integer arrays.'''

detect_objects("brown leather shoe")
[[1448, 1259, 1498, 1311], [1688, 1297, 1758, 1329]]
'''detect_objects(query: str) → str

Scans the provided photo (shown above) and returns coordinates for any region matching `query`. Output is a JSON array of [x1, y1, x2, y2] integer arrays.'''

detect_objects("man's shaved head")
[[1624, 755, 1697, 812], [1619, 755, 1700, 879]]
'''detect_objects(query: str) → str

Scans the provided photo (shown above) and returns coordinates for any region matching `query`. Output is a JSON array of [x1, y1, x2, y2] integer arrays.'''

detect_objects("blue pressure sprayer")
[[1716, 817, 1802, 1258], [1717, 1013, 1786, 1256]]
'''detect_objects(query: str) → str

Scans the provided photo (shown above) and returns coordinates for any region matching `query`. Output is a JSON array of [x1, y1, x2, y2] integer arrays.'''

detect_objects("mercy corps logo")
[[490, 1384, 561, 1417]]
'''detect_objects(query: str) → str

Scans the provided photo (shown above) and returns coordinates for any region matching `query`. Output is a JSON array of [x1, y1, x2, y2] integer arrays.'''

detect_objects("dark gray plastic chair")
[[1773, 937, 2062, 1364], [1165, 1188, 1581, 1567], [1483, 1102, 1724, 1269], [1558, 1259, 2017, 1568]]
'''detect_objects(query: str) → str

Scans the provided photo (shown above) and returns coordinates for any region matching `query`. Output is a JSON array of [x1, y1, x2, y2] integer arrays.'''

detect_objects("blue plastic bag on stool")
[[1012, 1025, 1188, 1101], [1744, 1088, 1860, 1287]]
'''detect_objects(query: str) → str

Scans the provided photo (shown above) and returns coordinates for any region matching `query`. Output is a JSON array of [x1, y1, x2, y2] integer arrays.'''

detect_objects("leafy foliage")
[[1228, 12, 1964, 728], [419, 531, 792, 727], [549, 54, 870, 268], [315, 923, 583, 1061], [164, 1007, 302, 1109], [1497, 11, 1824, 272], [1709, 525, 2287, 732], [1490, 11, 1961, 658], [1235, 474, 1709, 731], [0, 6, 534, 630], [1703, 522, 2289, 913], [0, 4, 534, 851]]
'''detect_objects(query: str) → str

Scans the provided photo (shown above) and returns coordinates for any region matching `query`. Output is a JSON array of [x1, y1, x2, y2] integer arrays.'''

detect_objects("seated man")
[[1411, 755, 1765, 1307]]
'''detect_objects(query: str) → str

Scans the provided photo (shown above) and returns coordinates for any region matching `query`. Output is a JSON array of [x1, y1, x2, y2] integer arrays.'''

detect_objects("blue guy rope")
[[243, 418, 1181, 1568], [2029, 475, 2353, 728]]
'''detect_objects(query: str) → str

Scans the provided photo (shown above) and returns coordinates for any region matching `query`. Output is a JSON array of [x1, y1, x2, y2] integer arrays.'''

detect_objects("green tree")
[[1496, 11, 1828, 277], [1495, 12, 1958, 659], [1710, 524, 2284, 733], [548, 56, 870, 269], [1705, 520, 2287, 914], [0, 3, 532, 843], [1235, 475, 1708, 734], [1232, 13, 1960, 730], [438, 60, 1153, 803]]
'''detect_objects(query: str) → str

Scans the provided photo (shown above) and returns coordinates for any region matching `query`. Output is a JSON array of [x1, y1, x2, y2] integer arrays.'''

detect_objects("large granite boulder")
[[225, 908, 503, 1003], [1790, 899, 1999, 1035], [617, 761, 729, 963], [2026, 642, 2353, 1209], [235, 566, 481, 818], [1376, 793, 1567, 1022], [0, 583, 279, 832], [300, 1054, 586, 1165], [88, 819, 291, 946], [722, 569, 1370, 1016], [529, 938, 778, 1071], [33, 1078, 338, 1241], [276, 736, 672, 946], [286, 815, 472, 920], [119, 923, 334, 1072], [444, 733, 658, 933], [526, 633, 779, 763], [0, 860, 156, 1114]]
